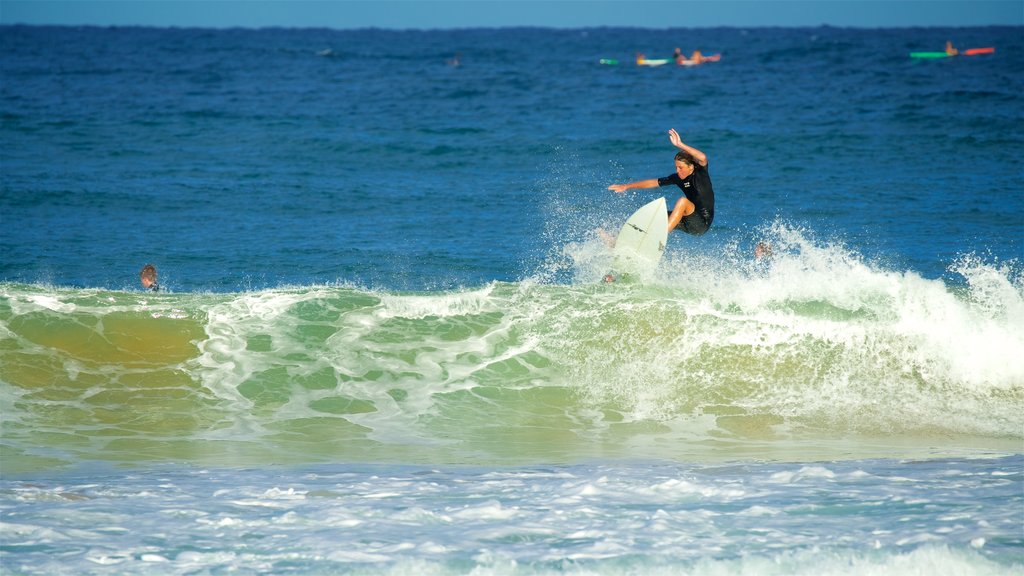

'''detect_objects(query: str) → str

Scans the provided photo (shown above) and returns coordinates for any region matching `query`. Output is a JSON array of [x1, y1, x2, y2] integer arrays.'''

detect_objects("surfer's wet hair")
[[674, 151, 696, 166]]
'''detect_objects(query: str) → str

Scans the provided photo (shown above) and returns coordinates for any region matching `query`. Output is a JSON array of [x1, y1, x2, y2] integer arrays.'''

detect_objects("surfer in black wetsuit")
[[140, 263, 160, 292], [608, 128, 714, 236]]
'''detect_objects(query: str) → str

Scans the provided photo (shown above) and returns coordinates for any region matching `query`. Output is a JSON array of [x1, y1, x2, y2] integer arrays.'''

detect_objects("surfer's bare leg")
[[597, 228, 616, 248], [667, 197, 695, 232]]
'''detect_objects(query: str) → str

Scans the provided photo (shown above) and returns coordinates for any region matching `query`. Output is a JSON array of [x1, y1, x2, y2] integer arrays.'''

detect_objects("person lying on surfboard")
[[608, 129, 715, 236]]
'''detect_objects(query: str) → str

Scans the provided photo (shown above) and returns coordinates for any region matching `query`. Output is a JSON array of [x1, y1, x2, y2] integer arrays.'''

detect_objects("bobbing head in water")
[[140, 264, 159, 291]]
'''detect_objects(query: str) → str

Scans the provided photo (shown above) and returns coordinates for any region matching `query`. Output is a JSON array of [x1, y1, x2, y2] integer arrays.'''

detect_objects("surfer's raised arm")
[[668, 128, 707, 167], [608, 179, 660, 193]]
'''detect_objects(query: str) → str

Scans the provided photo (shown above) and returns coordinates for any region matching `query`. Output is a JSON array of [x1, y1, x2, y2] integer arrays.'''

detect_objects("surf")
[[1, 227, 1022, 471]]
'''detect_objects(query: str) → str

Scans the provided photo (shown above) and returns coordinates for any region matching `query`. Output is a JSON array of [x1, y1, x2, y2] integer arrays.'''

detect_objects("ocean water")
[[1, 24, 1023, 575]]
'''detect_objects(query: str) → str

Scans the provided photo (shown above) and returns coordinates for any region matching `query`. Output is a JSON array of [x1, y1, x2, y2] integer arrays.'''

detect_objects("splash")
[[545, 223, 1024, 437], [1, 233, 1022, 471]]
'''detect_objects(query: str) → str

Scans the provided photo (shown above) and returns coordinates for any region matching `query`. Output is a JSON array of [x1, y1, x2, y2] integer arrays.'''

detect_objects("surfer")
[[945, 40, 958, 56], [140, 264, 159, 292], [608, 129, 714, 236]]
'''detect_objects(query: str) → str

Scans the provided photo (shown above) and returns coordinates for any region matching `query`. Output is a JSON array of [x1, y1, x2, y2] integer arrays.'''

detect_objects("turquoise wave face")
[[2, 238, 1022, 471]]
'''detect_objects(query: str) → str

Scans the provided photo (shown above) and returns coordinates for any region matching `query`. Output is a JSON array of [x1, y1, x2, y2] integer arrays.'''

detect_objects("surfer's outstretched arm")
[[668, 128, 707, 166], [608, 179, 660, 193]]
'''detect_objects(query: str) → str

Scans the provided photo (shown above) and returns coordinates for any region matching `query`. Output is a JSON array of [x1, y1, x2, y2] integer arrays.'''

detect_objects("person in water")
[[140, 263, 159, 292], [608, 128, 715, 236], [945, 41, 958, 56]]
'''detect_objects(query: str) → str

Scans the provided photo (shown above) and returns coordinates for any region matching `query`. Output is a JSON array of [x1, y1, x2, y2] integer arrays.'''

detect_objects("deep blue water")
[[1, 25, 1022, 575], [2, 25, 1021, 291]]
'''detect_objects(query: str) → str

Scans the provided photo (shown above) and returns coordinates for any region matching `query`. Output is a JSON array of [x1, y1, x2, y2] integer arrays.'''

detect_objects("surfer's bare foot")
[[596, 228, 616, 248]]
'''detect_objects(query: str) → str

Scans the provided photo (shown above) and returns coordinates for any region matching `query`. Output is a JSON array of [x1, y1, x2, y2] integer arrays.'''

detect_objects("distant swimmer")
[[140, 263, 159, 292], [755, 242, 773, 261], [666, 49, 715, 66], [608, 129, 715, 237], [678, 50, 720, 65]]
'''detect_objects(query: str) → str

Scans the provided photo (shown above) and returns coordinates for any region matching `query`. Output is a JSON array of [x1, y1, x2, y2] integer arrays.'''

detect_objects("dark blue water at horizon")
[[2, 25, 1022, 292]]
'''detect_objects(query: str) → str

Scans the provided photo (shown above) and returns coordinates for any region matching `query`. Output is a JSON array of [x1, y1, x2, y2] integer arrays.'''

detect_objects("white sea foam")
[[378, 284, 498, 319], [2, 241, 1020, 468], [2, 456, 1021, 575], [550, 224, 1024, 440]]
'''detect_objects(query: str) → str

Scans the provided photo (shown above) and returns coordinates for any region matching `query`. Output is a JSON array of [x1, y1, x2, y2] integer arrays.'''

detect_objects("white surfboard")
[[611, 197, 668, 276]]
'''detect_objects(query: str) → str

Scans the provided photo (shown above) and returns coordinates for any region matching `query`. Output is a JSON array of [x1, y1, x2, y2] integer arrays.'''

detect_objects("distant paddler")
[[910, 42, 994, 59], [635, 53, 671, 66], [674, 48, 721, 66]]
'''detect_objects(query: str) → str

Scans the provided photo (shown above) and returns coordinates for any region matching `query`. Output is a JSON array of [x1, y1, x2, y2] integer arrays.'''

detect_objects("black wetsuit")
[[658, 162, 715, 235]]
